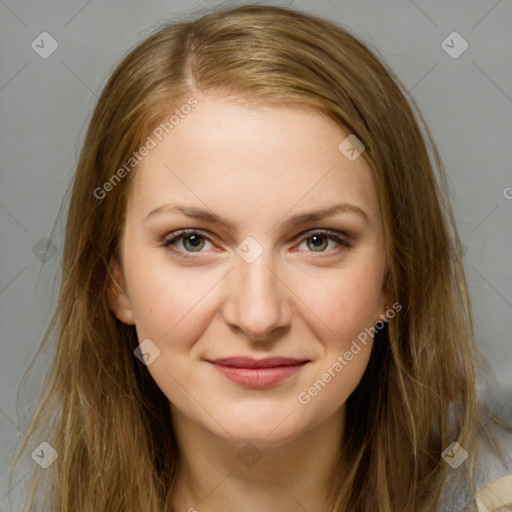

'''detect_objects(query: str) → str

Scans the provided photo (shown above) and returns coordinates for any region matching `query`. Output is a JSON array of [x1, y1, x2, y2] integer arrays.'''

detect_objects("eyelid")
[[161, 228, 217, 247], [296, 228, 352, 244]]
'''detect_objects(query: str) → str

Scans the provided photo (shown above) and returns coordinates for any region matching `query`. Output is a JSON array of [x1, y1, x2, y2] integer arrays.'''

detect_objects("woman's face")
[[108, 95, 390, 446]]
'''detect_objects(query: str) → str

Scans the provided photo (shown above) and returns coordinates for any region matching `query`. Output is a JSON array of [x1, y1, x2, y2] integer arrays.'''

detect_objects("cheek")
[[123, 249, 202, 334], [329, 347, 373, 407], [295, 269, 380, 337]]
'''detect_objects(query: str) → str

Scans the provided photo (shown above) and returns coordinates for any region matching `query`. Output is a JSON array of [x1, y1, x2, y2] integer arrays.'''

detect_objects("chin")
[[207, 410, 311, 448]]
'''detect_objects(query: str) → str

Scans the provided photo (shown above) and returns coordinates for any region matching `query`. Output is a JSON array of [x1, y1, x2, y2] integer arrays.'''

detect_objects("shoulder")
[[439, 420, 512, 511], [473, 420, 512, 511], [475, 474, 512, 511]]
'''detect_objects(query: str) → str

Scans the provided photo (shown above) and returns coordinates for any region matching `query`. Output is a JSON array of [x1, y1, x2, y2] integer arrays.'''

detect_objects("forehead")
[[126, 96, 380, 226]]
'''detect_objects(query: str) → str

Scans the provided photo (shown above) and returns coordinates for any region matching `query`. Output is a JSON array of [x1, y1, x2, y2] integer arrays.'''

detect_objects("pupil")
[[186, 235, 203, 250], [310, 235, 327, 251]]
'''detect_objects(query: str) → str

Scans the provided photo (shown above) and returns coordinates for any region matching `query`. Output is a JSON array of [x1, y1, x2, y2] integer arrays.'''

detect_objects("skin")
[[107, 94, 391, 511]]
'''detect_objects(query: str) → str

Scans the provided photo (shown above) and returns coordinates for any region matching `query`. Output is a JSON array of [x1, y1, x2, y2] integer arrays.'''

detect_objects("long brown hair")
[[8, 4, 511, 511]]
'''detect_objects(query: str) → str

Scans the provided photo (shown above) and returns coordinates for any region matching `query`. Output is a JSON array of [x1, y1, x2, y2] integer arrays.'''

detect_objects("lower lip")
[[210, 363, 306, 388]]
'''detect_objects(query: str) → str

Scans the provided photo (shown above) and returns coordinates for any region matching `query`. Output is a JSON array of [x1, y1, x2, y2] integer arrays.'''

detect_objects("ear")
[[375, 270, 395, 324], [106, 254, 135, 325]]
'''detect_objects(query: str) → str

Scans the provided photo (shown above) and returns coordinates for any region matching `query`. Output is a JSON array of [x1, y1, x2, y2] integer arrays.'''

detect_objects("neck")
[[169, 405, 346, 512]]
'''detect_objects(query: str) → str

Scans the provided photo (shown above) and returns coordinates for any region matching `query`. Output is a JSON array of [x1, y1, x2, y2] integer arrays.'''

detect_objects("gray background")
[[1, 0, 511, 507]]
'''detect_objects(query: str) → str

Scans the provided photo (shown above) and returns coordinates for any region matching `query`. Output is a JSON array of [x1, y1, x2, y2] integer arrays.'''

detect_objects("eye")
[[161, 229, 215, 257], [295, 229, 352, 254], [161, 228, 351, 259]]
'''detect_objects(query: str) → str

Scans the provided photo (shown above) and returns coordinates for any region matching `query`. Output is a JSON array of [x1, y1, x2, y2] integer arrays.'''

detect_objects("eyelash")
[[161, 229, 352, 259]]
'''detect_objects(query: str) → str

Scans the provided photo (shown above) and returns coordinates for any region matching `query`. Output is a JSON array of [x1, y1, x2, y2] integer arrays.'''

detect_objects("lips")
[[207, 357, 309, 368], [207, 357, 309, 388]]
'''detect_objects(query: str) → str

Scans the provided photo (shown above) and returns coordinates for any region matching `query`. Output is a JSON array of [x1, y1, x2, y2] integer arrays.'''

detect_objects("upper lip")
[[207, 357, 309, 368]]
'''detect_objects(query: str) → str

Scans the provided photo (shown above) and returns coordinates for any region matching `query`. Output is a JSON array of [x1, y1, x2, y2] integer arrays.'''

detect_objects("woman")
[[8, 4, 512, 511]]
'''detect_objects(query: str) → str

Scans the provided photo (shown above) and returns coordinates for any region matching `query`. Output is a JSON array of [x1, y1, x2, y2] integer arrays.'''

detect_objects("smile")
[[207, 357, 310, 389]]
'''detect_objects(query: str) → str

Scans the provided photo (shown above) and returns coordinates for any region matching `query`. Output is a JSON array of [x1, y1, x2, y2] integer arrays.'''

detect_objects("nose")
[[222, 247, 292, 342]]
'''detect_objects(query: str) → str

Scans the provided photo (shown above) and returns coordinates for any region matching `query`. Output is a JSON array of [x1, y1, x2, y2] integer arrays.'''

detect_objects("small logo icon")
[[236, 236, 263, 264], [442, 442, 468, 468], [338, 134, 365, 161], [31, 441, 58, 468], [134, 339, 160, 366], [31, 237, 58, 263], [441, 32, 468, 59], [31, 32, 59, 59], [236, 442, 263, 468]]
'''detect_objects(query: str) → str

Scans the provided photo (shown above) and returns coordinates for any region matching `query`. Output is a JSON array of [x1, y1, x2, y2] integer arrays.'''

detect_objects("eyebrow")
[[144, 202, 369, 233]]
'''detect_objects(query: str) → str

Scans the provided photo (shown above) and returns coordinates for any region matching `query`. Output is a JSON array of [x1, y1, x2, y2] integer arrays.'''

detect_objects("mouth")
[[206, 357, 310, 388]]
